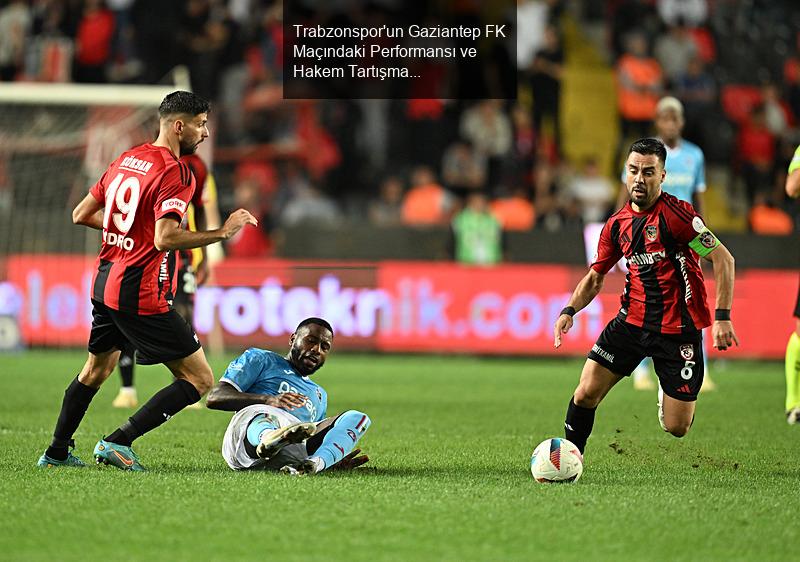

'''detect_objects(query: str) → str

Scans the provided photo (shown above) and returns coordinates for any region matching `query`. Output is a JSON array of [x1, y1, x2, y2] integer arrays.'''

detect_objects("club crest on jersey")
[[699, 231, 717, 249], [347, 429, 357, 442], [680, 344, 694, 360], [645, 225, 658, 242]]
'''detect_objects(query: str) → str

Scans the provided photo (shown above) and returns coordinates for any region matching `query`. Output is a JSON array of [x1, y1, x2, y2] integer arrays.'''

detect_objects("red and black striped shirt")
[[591, 192, 712, 334], [89, 143, 195, 315]]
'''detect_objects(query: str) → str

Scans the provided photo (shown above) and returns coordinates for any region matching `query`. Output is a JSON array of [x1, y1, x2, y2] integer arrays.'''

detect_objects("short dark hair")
[[158, 91, 210, 119], [628, 137, 667, 167], [296, 317, 334, 337]]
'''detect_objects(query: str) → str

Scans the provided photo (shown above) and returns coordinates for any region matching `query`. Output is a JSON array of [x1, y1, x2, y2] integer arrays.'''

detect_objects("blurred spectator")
[[529, 24, 564, 155], [784, 44, 800, 124], [737, 103, 776, 204], [401, 166, 455, 226], [0, 0, 32, 81], [441, 138, 487, 201], [615, 33, 663, 159], [226, 178, 272, 258], [107, 0, 137, 79], [368, 176, 404, 228], [674, 56, 715, 143], [748, 192, 794, 235], [450, 192, 505, 265], [654, 21, 697, 86], [567, 157, 615, 223], [609, 0, 661, 59], [506, 104, 537, 190], [281, 186, 341, 227], [516, 0, 550, 70], [73, 0, 115, 83], [491, 186, 536, 231], [761, 82, 792, 139], [657, 0, 708, 27], [460, 100, 513, 187]]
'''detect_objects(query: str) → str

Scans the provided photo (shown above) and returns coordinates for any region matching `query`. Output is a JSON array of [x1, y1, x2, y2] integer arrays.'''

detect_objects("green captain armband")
[[687, 216, 720, 257]]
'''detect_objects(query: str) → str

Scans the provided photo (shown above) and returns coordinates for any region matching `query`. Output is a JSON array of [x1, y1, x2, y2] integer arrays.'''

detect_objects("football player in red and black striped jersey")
[[553, 138, 738, 454], [38, 91, 257, 470]]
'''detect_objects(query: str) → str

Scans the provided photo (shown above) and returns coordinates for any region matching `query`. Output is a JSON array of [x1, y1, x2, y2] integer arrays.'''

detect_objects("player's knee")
[[340, 410, 371, 433], [665, 421, 691, 438]]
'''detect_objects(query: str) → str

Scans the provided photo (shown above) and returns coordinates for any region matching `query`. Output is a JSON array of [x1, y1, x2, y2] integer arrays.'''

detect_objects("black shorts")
[[87, 299, 201, 365], [588, 317, 704, 402], [794, 276, 800, 318]]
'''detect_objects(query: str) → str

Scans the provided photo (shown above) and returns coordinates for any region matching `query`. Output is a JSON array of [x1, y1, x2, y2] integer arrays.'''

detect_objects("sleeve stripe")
[[663, 197, 694, 223], [220, 378, 243, 392]]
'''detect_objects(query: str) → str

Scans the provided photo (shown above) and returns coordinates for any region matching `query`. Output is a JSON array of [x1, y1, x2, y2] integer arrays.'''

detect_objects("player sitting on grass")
[[206, 317, 371, 475]]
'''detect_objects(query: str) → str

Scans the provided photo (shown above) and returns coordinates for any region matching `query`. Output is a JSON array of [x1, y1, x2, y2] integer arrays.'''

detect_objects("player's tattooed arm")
[[554, 269, 605, 348], [703, 242, 740, 351], [206, 381, 308, 412], [154, 208, 257, 251], [72, 193, 104, 230]]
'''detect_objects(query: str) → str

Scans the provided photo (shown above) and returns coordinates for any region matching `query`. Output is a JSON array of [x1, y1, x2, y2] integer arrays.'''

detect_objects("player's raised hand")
[[329, 448, 369, 471], [712, 320, 740, 351], [553, 314, 574, 348], [270, 392, 308, 410], [222, 208, 258, 239]]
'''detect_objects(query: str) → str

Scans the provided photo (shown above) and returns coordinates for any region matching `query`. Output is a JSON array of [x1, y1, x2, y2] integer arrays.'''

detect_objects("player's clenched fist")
[[712, 320, 740, 351], [222, 208, 258, 239], [553, 314, 574, 348]]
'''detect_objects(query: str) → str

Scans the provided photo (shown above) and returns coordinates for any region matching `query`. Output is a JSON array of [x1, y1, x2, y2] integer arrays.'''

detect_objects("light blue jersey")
[[220, 348, 327, 423], [622, 139, 706, 204]]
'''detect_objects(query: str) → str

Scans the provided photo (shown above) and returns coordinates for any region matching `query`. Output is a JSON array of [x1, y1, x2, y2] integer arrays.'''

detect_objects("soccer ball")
[[530, 437, 584, 483]]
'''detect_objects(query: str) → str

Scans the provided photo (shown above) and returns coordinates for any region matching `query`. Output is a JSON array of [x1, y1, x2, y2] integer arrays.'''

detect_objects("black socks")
[[106, 379, 201, 446], [118, 345, 135, 387], [564, 397, 596, 454], [46, 377, 99, 460]]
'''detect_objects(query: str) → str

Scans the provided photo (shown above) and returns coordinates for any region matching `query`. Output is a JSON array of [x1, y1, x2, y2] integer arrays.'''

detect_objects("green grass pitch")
[[0, 351, 796, 561]]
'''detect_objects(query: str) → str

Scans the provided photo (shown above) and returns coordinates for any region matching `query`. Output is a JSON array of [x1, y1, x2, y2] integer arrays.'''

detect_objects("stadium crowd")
[[0, 0, 798, 257]]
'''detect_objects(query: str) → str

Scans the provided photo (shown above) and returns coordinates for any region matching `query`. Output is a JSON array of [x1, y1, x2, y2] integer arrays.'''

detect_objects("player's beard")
[[290, 345, 323, 376], [179, 138, 200, 156]]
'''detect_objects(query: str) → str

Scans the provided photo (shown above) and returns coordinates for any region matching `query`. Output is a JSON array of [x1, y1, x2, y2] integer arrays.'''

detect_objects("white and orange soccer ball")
[[530, 438, 584, 483]]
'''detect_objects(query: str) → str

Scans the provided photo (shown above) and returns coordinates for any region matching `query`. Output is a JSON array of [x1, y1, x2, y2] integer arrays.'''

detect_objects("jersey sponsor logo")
[[591, 344, 615, 363], [102, 231, 135, 251], [628, 250, 666, 266], [161, 198, 187, 214], [645, 225, 658, 242], [120, 156, 153, 175], [277, 380, 316, 420], [347, 429, 358, 442], [692, 216, 705, 233], [699, 231, 717, 249], [680, 344, 694, 360]]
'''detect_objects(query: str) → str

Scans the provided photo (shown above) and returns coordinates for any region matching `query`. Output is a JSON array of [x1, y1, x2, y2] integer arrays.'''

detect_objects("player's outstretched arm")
[[72, 193, 104, 230], [154, 208, 257, 251], [703, 243, 740, 350], [554, 269, 605, 348], [205, 381, 308, 412]]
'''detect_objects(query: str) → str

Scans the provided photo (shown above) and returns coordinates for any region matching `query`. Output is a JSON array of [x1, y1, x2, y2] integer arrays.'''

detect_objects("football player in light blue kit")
[[206, 317, 371, 474], [616, 96, 715, 392]]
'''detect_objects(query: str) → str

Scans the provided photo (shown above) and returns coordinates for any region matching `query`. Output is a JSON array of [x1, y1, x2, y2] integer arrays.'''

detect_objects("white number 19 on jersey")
[[103, 173, 141, 234]]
